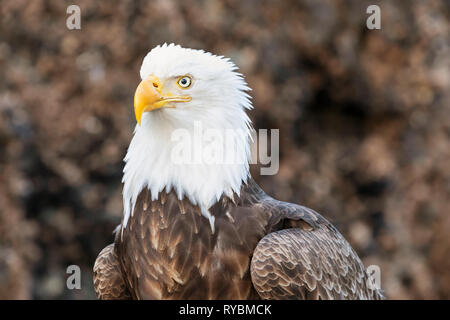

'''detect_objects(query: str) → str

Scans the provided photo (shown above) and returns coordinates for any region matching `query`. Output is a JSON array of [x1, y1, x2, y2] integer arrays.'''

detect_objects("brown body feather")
[[93, 244, 131, 300], [94, 179, 384, 299]]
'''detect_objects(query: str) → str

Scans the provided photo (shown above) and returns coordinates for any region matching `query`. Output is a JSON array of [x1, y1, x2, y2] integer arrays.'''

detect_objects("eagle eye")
[[177, 76, 192, 89]]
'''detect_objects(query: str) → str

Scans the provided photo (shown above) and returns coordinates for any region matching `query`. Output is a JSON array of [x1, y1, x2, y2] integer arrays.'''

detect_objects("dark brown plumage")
[[94, 179, 384, 299], [93, 243, 131, 300]]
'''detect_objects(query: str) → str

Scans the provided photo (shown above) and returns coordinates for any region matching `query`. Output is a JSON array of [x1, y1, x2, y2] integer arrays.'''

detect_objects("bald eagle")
[[93, 44, 384, 300]]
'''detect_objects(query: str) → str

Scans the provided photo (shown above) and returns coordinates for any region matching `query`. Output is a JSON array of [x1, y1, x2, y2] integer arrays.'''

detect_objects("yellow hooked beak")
[[134, 75, 191, 125]]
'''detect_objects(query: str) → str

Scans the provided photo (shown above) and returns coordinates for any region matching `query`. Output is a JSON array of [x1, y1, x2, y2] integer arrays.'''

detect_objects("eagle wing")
[[93, 243, 131, 300], [250, 199, 384, 300]]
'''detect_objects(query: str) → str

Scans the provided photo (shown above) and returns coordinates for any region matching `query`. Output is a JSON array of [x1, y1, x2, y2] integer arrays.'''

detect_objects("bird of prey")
[[94, 44, 384, 300]]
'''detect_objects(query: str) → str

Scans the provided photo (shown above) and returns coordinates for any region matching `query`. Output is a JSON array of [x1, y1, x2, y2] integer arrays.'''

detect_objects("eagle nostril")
[[152, 82, 159, 88]]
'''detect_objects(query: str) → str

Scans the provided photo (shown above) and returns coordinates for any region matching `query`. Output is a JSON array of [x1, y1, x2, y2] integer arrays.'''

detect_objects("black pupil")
[[181, 78, 187, 85]]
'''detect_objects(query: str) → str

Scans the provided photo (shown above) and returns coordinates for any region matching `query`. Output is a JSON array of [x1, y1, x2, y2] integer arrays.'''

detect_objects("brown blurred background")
[[0, 0, 449, 299]]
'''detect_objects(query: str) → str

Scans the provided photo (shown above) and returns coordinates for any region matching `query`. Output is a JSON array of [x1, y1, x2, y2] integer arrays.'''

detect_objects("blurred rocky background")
[[0, 0, 449, 299]]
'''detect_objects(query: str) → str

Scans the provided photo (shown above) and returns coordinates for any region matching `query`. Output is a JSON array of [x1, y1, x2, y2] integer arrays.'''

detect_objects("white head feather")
[[122, 44, 253, 232]]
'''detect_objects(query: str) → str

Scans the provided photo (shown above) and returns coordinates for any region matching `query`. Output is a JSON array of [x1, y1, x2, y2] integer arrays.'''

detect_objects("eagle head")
[[134, 43, 252, 127]]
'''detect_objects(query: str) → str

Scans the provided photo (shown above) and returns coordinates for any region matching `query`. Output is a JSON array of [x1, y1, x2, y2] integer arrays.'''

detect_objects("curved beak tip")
[[134, 78, 161, 125]]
